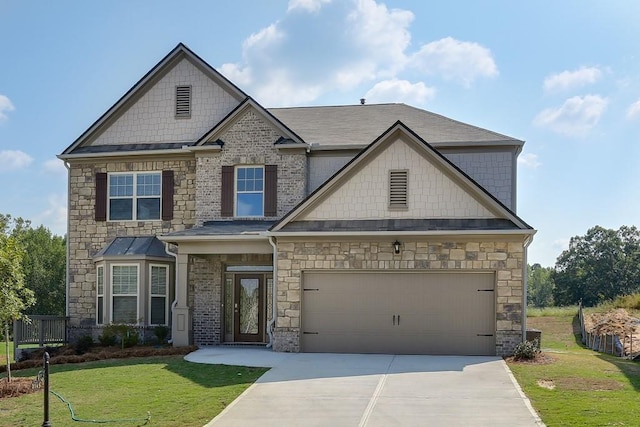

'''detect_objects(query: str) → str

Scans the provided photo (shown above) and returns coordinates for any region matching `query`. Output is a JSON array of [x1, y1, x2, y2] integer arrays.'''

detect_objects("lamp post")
[[42, 352, 51, 427]]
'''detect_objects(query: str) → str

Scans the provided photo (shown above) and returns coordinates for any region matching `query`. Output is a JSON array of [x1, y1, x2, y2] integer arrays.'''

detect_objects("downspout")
[[164, 242, 178, 344], [522, 234, 534, 342], [64, 161, 71, 318], [266, 236, 278, 348]]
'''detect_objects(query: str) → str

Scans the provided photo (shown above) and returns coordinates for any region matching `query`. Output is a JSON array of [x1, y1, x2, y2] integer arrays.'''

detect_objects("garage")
[[301, 271, 496, 355]]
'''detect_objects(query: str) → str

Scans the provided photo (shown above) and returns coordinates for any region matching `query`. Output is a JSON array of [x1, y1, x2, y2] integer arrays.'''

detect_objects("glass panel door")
[[234, 275, 264, 342]]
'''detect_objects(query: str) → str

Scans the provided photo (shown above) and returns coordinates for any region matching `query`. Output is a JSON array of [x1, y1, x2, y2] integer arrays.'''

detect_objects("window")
[[111, 265, 138, 323], [108, 172, 161, 220], [236, 166, 264, 217], [389, 169, 408, 209], [96, 266, 104, 325], [175, 85, 191, 118], [149, 265, 168, 325]]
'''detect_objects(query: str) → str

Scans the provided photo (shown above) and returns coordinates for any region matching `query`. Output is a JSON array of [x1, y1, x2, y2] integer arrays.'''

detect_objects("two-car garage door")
[[301, 271, 496, 356]]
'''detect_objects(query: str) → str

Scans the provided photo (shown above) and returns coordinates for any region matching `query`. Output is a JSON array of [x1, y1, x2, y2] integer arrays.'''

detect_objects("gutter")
[[522, 234, 534, 343], [270, 229, 537, 238], [266, 236, 278, 348], [164, 242, 179, 344], [64, 161, 71, 317]]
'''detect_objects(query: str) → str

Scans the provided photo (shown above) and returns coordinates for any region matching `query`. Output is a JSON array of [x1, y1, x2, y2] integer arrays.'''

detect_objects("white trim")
[[96, 265, 105, 325], [58, 149, 189, 160], [110, 263, 140, 324], [269, 229, 537, 237], [149, 264, 169, 326]]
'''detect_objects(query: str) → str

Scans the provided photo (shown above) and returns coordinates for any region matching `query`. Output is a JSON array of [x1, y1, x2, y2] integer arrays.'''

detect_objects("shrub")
[[98, 327, 117, 347], [153, 326, 170, 344], [513, 339, 540, 360], [75, 335, 94, 355]]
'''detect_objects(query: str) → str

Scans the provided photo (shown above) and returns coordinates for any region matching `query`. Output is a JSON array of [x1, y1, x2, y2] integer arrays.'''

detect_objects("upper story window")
[[108, 172, 161, 220], [175, 85, 191, 118], [236, 166, 264, 217]]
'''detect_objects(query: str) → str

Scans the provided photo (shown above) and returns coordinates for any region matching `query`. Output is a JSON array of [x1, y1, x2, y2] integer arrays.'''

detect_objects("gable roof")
[[271, 121, 533, 234], [195, 97, 307, 147], [61, 43, 247, 157], [268, 103, 524, 150]]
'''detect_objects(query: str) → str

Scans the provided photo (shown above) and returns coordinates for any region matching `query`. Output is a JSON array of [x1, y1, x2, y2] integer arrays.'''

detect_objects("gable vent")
[[389, 170, 408, 209], [175, 85, 191, 118]]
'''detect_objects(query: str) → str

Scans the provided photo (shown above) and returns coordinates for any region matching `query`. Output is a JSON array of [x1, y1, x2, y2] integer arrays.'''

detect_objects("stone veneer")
[[67, 157, 196, 327], [195, 109, 307, 224], [273, 239, 525, 356]]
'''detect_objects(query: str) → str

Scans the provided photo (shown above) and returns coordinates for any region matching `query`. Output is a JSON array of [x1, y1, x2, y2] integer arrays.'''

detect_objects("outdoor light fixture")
[[393, 240, 401, 254]]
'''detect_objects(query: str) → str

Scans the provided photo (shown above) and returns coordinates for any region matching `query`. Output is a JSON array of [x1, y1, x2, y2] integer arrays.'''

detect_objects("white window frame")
[[110, 264, 140, 324], [96, 265, 104, 325], [108, 172, 162, 221], [234, 165, 264, 217], [149, 264, 169, 326]]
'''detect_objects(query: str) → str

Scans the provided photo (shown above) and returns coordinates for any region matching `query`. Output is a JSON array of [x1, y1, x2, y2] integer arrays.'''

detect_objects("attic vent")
[[175, 85, 191, 118], [389, 170, 408, 209]]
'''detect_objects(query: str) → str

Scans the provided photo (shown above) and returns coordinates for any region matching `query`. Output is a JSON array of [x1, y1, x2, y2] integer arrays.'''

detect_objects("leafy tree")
[[552, 225, 640, 306], [527, 263, 555, 307], [0, 232, 35, 381]]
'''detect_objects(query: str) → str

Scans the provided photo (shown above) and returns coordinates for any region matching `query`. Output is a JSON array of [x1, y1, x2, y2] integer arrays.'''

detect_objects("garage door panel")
[[301, 271, 496, 355]]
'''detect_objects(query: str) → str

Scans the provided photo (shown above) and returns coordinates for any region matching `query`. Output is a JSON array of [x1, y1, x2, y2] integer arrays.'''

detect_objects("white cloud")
[[410, 37, 498, 87], [0, 94, 15, 121], [288, 0, 332, 13], [0, 150, 33, 172], [552, 238, 570, 253], [626, 99, 640, 120], [34, 194, 67, 236], [364, 79, 435, 105], [43, 158, 67, 176], [543, 66, 603, 93], [518, 153, 541, 169], [533, 95, 608, 137], [219, 0, 414, 106]]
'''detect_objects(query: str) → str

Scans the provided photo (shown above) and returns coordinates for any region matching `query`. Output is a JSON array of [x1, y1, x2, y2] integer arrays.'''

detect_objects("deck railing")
[[13, 315, 69, 360]]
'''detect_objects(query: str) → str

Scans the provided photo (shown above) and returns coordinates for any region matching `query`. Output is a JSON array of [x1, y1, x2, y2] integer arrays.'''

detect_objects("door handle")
[[393, 315, 396, 325], [397, 315, 400, 325]]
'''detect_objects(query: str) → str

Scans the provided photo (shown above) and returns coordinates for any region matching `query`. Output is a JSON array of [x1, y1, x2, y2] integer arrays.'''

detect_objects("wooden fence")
[[13, 315, 69, 360], [578, 301, 636, 358]]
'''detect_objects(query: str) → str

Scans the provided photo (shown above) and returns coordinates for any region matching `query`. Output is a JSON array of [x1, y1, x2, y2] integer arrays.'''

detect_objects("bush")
[[513, 339, 540, 360], [75, 335, 94, 355], [153, 326, 170, 344], [98, 327, 117, 347]]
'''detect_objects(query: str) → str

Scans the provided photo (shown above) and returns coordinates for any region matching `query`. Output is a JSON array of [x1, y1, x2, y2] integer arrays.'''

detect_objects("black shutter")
[[221, 166, 234, 217], [264, 165, 277, 217], [162, 170, 174, 221], [95, 172, 107, 221]]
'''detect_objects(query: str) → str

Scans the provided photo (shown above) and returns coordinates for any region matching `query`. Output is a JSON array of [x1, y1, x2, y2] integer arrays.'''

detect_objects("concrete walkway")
[[185, 347, 544, 427]]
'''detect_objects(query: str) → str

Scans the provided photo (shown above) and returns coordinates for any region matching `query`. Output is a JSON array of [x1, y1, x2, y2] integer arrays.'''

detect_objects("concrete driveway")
[[185, 347, 544, 427]]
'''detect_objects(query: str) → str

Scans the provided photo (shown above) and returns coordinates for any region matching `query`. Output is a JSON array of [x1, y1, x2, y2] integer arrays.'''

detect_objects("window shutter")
[[264, 165, 277, 217], [221, 166, 234, 217], [95, 172, 107, 221], [161, 170, 174, 221], [389, 170, 408, 208]]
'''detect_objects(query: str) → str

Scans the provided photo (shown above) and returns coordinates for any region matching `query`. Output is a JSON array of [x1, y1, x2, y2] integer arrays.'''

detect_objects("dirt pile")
[[584, 308, 640, 357]]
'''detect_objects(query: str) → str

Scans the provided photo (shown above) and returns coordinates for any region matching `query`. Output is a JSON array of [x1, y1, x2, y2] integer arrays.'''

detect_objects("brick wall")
[[67, 158, 196, 327], [195, 109, 307, 224], [273, 239, 525, 356]]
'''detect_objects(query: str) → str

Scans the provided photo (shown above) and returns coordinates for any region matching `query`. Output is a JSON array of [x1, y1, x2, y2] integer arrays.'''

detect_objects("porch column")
[[172, 253, 191, 346]]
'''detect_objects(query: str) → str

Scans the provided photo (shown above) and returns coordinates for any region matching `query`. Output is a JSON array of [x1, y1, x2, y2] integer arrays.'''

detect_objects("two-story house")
[[59, 43, 534, 356]]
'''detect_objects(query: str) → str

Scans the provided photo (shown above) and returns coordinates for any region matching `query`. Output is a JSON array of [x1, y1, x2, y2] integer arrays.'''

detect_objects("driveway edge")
[[500, 360, 546, 427]]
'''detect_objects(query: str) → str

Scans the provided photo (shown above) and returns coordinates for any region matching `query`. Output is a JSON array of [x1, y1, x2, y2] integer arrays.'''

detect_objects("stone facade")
[[67, 157, 196, 327], [195, 109, 307, 224], [273, 239, 525, 356]]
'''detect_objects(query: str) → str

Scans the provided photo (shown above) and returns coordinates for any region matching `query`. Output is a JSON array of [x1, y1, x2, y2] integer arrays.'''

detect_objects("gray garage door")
[[301, 271, 496, 355]]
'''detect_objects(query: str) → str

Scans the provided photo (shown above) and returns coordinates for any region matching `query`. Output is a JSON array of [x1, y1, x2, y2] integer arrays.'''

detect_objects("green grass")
[[0, 341, 14, 365], [527, 306, 579, 318], [510, 314, 640, 426], [0, 355, 267, 427]]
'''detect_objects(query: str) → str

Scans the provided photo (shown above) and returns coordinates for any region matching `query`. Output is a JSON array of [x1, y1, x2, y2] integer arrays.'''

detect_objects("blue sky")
[[1, 0, 639, 267]]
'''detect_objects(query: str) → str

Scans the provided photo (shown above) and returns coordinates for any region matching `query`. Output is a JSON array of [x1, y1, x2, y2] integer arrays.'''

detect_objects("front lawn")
[[0, 341, 14, 365], [509, 314, 640, 426], [0, 355, 267, 426]]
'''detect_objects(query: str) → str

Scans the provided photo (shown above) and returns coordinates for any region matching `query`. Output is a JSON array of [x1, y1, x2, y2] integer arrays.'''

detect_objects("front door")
[[234, 274, 264, 342]]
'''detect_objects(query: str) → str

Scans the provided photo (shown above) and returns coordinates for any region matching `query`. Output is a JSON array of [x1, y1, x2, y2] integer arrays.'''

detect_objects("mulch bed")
[[0, 344, 198, 399]]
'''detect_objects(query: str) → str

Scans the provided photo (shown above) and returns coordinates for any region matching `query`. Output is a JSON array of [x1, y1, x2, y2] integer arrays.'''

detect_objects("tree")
[[552, 225, 640, 306], [527, 263, 555, 307], [0, 233, 35, 382]]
